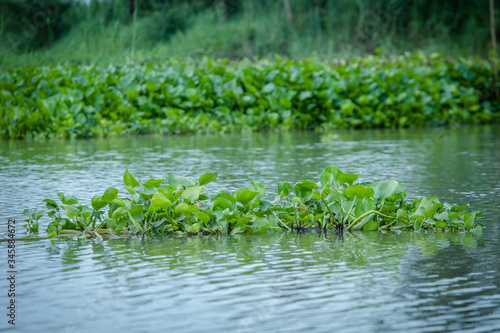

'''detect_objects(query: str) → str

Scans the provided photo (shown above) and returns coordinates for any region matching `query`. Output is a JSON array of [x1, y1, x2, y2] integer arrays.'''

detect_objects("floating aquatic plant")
[[23, 165, 483, 239], [2, 53, 499, 139]]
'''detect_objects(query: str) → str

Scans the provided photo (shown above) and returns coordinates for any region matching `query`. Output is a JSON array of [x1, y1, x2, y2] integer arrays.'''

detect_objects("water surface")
[[0, 126, 499, 332]]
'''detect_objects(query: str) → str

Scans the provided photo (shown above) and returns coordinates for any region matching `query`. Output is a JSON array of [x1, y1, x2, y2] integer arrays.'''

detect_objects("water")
[[1, 126, 499, 332]]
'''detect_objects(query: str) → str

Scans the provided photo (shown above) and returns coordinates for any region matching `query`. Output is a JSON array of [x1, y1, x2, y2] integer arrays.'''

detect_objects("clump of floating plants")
[[23, 165, 482, 239]]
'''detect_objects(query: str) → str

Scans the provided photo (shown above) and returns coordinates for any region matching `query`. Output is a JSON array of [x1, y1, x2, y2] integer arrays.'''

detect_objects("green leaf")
[[91, 195, 108, 211], [436, 219, 447, 229], [173, 203, 189, 217], [57, 192, 78, 205], [278, 182, 292, 197], [213, 198, 233, 211], [294, 180, 318, 198], [148, 204, 160, 214], [124, 170, 140, 188], [174, 202, 199, 217], [434, 211, 449, 221], [142, 178, 166, 188], [462, 212, 477, 230], [343, 185, 374, 200], [299, 91, 312, 100], [251, 182, 266, 201], [296, 180, 318, 190], [213, 193, 237, 210], [61, 204, 80, 218], [251, 217, 272, 233], [162, 188, 181, 203], [23, 208, 45, 221], [363, 220, 380, 231], [194, 211, 210, 223], [234, 188, 259, 206], [396, 209, 409, 223], [415, 197, 441, 218], [262, 82, 276, 93], [112, 207, 128, 220], [370, 180, 404, 202], [320, 165, 342, 188], [354, 197, 376, 217], [340, 99, 356, 116], [298, 203, 308, 213], [34, 210, 45, 220], [23, 209, 33, 218], [472, 223, 483, 234], [338, 173, 359, 186], [183, 186, 204, 202], [43, 198, 58, 210], [124, 185, 137, 195], [187, 222, 200, 234], [169, 174, 196, 188], [145, 81, 158, 92], [102, 187, 119, 203], [450, 204, 469, 212], [104, 218, 117, 230], [199, 173, 218, 186], [259, 200, 272, 211], [129, 205, 144, 223], [152, 193, 172, 210], [112, 197, 128, 208], [327, 188, 344, 203], [313, 191, 326, 200]]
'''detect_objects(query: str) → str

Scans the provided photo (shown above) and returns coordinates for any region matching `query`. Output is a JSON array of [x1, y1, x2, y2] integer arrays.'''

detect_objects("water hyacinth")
[[2, 53, 499, 139], [23, 165, 483, 239]]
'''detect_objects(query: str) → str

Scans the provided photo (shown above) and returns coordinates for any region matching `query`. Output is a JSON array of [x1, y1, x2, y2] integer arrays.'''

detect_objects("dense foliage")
[[1, 0, 495, 58], [23, 165, 482, 239], [1, 53, 499, 139]]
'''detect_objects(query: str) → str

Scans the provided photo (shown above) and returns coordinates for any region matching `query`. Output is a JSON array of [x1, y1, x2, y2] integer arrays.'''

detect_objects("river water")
[[1, 126, 499, 332]]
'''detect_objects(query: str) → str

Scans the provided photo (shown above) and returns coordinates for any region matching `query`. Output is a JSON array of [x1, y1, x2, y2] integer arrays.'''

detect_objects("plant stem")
[[346, 210, 395, 230], [379, 219, 397, 230], [271, 211, 291, 231], [345, 197, 357, 225], [293, 204, 299, 229], [320, 198, 336, 227], [127, 211, 144, 232]]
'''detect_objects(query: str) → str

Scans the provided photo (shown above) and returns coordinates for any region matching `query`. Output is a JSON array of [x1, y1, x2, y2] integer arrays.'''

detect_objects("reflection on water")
[[0, 125, 499, 332], [0, 231, 498, 333]]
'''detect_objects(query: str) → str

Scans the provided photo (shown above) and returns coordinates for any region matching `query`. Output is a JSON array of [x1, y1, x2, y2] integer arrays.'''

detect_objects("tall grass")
[[0, 0, 495, 68]]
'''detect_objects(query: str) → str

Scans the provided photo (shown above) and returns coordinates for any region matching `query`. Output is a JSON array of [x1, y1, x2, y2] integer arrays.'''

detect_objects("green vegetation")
[[2, 1, 498, 138], [2, 53, 499, 139], [0, 0, 495, 66], [23, 165, 483, 239]]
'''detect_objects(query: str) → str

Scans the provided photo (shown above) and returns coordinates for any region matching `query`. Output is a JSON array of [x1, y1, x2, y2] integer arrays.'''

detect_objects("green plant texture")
[[1, 53, 499, 139], [23, 165, 483, 239]]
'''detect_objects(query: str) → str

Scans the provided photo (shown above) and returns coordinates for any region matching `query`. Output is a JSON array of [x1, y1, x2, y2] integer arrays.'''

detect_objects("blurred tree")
[[0, 0, 72, 52], [0, 0, 496, 58], [129, 0, 135, 17]]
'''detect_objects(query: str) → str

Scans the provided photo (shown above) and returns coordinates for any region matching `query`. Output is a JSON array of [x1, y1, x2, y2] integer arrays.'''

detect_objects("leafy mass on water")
[[23, 165, 483, 239], [2, 52, 499, 139]]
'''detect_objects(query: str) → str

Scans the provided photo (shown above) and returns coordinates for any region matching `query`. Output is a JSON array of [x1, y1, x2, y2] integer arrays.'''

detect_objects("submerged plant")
[[24, 166, 483, 238]]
